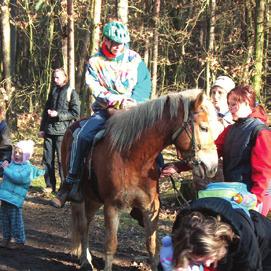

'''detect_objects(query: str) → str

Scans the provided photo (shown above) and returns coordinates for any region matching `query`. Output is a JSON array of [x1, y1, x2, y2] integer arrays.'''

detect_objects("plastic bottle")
[[160, 235, 173, 271]]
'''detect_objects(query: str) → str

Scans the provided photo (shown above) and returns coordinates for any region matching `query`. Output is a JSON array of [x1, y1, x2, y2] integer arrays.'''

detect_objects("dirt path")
[[0, 182, 178, 271]]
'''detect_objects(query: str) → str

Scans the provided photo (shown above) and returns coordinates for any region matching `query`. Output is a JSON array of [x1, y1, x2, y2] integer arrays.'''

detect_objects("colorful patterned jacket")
[[86, 46, 151, 111]]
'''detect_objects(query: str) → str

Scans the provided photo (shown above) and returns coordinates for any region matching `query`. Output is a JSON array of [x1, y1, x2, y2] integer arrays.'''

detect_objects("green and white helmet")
[[103, 21, 130, 44]]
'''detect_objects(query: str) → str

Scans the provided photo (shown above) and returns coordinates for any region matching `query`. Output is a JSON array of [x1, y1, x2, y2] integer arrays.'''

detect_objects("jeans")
[[68, 110, 108, 178]]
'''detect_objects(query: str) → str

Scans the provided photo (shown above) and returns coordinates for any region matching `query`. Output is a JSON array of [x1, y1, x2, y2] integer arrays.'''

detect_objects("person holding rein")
[[161, 85, 271, 216], [161, 75, 235, 184]]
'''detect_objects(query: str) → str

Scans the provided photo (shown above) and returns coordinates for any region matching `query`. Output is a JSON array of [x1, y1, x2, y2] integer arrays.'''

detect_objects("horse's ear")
[[193, 91, 205, 111]]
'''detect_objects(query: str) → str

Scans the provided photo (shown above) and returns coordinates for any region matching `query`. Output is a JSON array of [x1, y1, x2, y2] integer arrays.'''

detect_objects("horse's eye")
[[199, 125, 208, 132]]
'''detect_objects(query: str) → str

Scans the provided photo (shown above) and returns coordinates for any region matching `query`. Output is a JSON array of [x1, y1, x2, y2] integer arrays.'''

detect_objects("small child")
[[160, 235, 211, 271], [0, 140, 45, 249]]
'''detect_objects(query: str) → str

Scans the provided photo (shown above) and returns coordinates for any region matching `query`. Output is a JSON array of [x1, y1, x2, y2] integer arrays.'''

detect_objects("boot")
[[68, 182, 83, 203], [50, 182, 72, 208]]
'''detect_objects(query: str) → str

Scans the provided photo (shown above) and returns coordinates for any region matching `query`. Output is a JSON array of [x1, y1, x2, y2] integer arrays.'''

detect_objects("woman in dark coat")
[[172, 197, 271, 271]]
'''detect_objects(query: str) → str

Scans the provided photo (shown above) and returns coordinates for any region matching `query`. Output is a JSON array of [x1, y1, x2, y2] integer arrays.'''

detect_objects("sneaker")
[[0, 239, 10, 248]]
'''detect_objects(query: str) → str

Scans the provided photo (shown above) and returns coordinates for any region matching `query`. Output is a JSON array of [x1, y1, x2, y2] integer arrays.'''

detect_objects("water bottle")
[[160, 235, 173, 271]]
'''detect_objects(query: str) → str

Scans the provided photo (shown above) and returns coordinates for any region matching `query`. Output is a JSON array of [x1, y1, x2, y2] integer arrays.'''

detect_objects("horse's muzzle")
[[192, 160, 217, 179]]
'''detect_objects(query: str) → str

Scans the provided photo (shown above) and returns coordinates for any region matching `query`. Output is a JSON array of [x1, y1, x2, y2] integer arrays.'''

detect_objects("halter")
[[171, 111, 202, 167]]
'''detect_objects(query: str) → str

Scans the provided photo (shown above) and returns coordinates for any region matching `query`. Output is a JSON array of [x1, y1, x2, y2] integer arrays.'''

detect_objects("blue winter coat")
[[0, 161, 45, 208]]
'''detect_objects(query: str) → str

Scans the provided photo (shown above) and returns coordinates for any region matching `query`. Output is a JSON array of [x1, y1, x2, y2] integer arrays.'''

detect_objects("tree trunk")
[[67, 0, 75, 89], [253, 0, 266, 97], [151, 0, 160, 98], [205, 0, 216, 96], [90, 0, 102, 56], [265, 0, 271, 99], [75, 0, 93, 94], [60, 0, 68, 72], [242, 0, 254, 84], [117, 0, 128, 23], [0, 0, 12, 99], [10, 0, 17, 76]]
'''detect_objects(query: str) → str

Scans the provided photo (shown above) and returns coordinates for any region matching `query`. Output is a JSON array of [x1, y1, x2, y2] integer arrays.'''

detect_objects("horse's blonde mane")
[[105, 89, 204, 153]]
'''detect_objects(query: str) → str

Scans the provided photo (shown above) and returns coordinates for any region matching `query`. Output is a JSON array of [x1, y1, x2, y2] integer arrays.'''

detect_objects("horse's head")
[[172, 91, 219, 179]]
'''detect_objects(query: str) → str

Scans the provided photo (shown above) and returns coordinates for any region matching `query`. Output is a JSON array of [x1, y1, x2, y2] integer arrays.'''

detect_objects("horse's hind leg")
[[143, 194, 160, 271], [71, 201, 101, 270], [103, 204, 119, 271]]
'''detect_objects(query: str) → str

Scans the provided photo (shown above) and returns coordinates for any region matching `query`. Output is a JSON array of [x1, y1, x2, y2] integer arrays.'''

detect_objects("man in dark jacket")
[[39, 68, 80, 193]]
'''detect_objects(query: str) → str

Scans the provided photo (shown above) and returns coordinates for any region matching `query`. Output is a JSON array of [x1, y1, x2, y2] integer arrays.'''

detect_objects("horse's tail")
[[71, 202, 88, 257]]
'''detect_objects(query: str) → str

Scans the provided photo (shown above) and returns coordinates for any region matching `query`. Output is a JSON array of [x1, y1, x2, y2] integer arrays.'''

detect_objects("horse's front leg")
[[103, 204, 119, 271], [143, 194, 160, 271]]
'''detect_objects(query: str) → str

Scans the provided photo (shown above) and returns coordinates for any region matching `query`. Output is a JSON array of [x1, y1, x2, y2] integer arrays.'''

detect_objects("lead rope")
[[169, 176, 190, 207]]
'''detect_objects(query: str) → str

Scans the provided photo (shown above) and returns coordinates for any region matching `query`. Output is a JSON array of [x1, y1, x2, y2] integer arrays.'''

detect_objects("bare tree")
[[253, 0, 266, 97], [205, 0, 216, 95], [117, 0, 128, 23], [67, 0, 75, 88], [265, 0, 271, 98], [0, 0, 12, 98], [90, 0, 102, 56], [151, 0, 160, 98], [60, 1, 68, 72]]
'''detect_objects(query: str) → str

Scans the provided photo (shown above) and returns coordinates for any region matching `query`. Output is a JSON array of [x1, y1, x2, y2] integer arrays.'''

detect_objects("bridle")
[[171, 111, 202, 167]]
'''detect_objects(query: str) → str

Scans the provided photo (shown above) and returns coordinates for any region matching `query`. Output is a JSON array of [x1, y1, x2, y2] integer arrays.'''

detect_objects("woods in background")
[[0, 0, 270, 129]]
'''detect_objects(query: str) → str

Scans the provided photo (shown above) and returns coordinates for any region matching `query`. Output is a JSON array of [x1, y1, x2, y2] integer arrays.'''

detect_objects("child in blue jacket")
[[0, 140, 45, 249]]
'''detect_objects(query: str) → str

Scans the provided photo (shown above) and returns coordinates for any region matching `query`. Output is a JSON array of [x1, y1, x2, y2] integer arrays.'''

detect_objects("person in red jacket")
[[161, 85, 271, 216]]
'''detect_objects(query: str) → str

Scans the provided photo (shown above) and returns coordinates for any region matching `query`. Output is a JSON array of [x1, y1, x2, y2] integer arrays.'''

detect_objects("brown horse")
[[61, 89, 220, 271]]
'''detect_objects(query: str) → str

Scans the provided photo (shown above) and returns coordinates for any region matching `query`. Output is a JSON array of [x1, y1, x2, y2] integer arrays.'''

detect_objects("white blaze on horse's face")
[[192, 94, 219, 178]]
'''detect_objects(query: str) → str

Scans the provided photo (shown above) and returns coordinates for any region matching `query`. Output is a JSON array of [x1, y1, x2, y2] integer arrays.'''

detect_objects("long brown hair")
[[172, 211, 236, 269]]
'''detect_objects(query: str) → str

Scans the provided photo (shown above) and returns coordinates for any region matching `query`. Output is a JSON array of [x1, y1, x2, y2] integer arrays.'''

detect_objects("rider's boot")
[[50, 181, 72, 208], [68, 181, 83, 203], [50, 175, 80, 208]]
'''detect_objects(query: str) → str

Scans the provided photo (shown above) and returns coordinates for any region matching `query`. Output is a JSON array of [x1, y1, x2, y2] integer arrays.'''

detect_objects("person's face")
[[228, 94, 252, 120], [210, 86, 228, 112], [13, 147, 23, 163], [54, 71, 67, 87], [189, 254, 219, 268], [104, 37, 125, 55]]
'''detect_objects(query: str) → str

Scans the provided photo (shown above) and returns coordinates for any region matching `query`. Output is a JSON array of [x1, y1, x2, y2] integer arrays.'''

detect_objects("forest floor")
[[0, 171, 191, 271]]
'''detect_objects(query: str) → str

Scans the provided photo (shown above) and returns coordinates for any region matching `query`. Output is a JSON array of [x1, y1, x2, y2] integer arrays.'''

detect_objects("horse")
[[61, 89, 220, 271]]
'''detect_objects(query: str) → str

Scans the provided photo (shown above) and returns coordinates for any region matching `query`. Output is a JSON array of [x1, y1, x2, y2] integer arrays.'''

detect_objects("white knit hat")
[[15, 140, 35, 162], [211, 76, 235, 93]]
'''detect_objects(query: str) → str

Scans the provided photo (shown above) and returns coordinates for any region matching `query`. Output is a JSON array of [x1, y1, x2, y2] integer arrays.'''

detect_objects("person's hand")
[[160, 164, 179, 178], [38, 131, 45, 138], [1, 160, 9, 169], [122, 98, 137, 110], [48, 109, 58, 117]]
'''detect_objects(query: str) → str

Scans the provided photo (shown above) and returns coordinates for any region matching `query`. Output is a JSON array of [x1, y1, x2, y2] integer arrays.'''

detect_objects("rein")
[[171, 111, 201, 167]]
